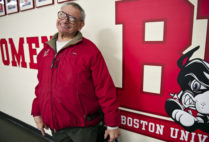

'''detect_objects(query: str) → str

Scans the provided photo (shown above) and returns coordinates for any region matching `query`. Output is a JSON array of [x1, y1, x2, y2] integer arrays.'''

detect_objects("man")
[[31, 2, 121, 142]]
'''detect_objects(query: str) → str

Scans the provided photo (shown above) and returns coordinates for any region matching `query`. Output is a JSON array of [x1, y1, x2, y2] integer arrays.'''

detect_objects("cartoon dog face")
[[165, 46, 209, 133], [177, 58, 209, 114]]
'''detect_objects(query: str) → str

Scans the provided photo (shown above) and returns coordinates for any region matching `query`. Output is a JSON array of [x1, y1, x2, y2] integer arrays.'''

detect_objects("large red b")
[[116, 0, 194, 116]]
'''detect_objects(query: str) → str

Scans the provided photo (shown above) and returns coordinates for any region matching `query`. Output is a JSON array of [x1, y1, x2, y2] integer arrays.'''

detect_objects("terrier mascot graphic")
[[165, 46, 209, 133]]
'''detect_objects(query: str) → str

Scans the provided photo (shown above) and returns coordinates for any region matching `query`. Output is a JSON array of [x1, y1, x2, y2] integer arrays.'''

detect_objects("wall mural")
[[117, 0, 209, 141], [165, 46, 209, 133]]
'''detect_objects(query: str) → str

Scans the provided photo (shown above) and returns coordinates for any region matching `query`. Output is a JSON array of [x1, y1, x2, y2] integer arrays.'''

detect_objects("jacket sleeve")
[[31, 84, 41, 116], [90, 50, 121, 127], [31, 52, 42, 117]]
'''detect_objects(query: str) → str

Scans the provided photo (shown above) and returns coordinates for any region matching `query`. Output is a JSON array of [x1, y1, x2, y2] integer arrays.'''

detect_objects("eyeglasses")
[[57, 11, 77, 23]]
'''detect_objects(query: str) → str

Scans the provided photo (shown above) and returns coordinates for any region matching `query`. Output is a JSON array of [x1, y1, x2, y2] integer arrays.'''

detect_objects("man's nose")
[[62, 18, 70, 23]]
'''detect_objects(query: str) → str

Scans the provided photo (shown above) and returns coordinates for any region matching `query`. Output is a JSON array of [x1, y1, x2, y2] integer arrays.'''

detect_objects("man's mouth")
[[60, 23, 70, 29]]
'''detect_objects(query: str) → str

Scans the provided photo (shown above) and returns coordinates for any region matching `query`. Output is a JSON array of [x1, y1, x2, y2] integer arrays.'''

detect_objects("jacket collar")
[[46, 31, 83, 52]]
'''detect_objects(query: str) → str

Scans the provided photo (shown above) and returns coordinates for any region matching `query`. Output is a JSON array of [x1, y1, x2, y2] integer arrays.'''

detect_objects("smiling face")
[[179, 76, 209, 114], [56, 4, 84, 40]]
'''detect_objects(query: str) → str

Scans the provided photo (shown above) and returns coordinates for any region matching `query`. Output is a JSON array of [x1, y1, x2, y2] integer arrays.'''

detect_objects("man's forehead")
[[61, 5, 81, 19], [61, 5, 79, 13]]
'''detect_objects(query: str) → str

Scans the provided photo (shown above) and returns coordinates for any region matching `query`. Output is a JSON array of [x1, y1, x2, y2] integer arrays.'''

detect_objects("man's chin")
[[58, 31, 75, 39], [59, 31, 71, 35]]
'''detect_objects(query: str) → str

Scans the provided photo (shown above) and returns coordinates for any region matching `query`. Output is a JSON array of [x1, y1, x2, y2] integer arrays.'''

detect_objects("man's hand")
[[34, 116, 48, 136], [104, 128, 120, 142]]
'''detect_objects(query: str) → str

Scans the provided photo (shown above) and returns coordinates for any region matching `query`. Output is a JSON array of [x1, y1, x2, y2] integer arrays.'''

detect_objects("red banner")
[[120, 110, 208, 142]]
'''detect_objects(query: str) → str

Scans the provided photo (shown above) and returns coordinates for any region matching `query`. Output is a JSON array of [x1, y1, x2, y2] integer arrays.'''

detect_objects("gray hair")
[[61, 2, 86, 22]]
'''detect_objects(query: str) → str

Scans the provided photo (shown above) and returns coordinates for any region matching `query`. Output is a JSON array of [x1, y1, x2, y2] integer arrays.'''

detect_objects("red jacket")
[[31, 32, 120, 131]]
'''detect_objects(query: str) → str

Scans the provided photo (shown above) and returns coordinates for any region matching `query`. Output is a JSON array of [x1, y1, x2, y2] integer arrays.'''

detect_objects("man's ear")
[[79, 22, 85, 31]]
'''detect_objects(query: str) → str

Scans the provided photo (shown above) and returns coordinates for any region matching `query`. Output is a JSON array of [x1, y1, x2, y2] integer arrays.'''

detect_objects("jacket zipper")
[[50, 48, 66, 130], [51, 56, 56, 69], [50, 53, 57, 131]]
